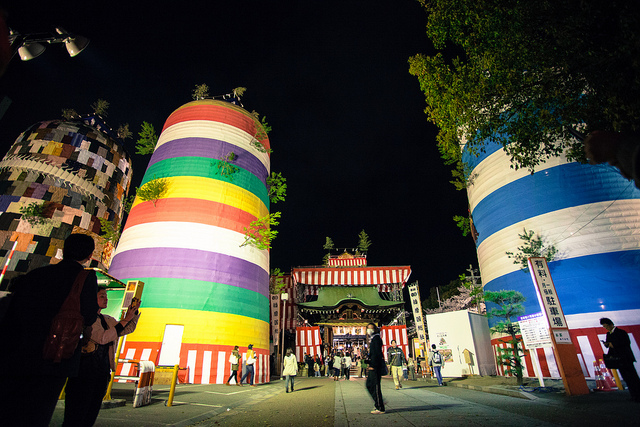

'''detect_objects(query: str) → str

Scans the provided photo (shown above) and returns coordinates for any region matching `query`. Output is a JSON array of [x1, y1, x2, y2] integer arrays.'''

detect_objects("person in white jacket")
[[282, 348, 298, 393], [63, 286, 140, 426]]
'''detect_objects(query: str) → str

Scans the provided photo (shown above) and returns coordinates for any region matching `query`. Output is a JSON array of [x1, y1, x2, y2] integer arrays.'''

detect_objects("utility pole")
[[465, 264, 484, 314]]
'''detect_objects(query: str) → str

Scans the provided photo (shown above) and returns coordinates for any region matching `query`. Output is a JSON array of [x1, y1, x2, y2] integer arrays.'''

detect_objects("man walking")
[[365, 322, 385, 414], [600, 318, 640, 402], [240, 344, 257, 386], [387, 340, 407, 390], [429, 344, 445, 386]]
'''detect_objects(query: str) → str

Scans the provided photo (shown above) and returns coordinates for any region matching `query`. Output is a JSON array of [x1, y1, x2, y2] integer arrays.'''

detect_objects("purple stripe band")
[[148, 138, 268, 184], [108, 247, 269, 297]]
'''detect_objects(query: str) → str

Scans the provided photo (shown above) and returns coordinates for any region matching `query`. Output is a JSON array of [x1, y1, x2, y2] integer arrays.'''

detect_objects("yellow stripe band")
[[131, 176, 268, 219], [127, 307, 269, 349]]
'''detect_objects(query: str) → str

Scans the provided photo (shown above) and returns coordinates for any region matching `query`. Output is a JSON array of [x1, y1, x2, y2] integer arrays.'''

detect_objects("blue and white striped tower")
[[464, 140, 640, 375]]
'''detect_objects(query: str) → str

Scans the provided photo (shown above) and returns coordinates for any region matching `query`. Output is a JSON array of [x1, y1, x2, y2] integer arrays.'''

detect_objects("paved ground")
[[49, 374, 638, 426]]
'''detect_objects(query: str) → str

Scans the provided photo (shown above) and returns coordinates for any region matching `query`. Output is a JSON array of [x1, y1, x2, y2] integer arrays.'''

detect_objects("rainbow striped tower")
[[464, 140, 640, 379], [108, 99, 271, 384]]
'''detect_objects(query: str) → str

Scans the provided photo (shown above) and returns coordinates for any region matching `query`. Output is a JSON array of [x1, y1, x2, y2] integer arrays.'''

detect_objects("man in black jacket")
[[365, 322, 386, 414], [387, 339, 406, 390], [600, 317, 640, 402], [0, 234, 99, 426]]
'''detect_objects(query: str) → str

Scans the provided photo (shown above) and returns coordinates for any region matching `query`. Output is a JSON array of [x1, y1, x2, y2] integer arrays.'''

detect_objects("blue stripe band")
[[484, 250, 640, 323], [472, 163, 640, 246]]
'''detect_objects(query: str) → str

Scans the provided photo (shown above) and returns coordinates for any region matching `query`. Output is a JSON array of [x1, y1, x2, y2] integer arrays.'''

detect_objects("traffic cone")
[[599, 359, 618, 390], [593, 360, 611, 391]]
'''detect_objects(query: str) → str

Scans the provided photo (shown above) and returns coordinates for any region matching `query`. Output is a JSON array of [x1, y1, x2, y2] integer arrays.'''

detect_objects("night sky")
[[0, 1, 479, 300]]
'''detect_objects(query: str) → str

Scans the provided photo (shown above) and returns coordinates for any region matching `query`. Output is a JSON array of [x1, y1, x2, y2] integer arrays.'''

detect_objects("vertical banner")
[[528, 257, 589, 395], [270, 294, 281, 347], [528, 258, 569, 340], [408, 282, 427, 346]]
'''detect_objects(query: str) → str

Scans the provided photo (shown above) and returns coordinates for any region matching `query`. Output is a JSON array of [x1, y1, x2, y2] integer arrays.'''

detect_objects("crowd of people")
[[1, 230, 638, 426]]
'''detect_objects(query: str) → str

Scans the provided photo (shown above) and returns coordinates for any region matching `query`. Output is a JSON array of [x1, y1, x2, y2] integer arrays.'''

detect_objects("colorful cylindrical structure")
[[464, 140, 640, 378], [0, 116, 132, 277], [109, 100, 271, 384]]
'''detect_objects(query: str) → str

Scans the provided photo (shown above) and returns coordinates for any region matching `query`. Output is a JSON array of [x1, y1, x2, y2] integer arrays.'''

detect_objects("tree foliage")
[[241, 212, 281, 250], [357, 230, 372, 254], [422, 278, 462, 310], [91, 99, 109, 117], [117, 123, 132, 140], [506, 228, 558, 272], [61, 109, 79, 120], [270, 267, 287, 294], [19, 201, 48, 226], [99, 217, 121, 245], [233, 87, 247, 99], [136, 177, 169, 206], [453, 215, 471, 237], [192, 83, 210, 100], [409, 0, 640, 182], [267, 172, 287, 204], [322, 236, 334, 265], [135, 121, 158, 155], [216, 152, 239, 180], [484, 289, 526, 385]]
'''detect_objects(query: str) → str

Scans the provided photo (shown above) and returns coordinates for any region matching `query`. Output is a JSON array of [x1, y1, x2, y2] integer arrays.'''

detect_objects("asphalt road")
[[49, 375, 639, 426]]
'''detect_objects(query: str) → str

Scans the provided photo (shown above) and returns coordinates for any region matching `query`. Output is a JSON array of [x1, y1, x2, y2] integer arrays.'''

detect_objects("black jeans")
[[63, 372, 111, 426], [366, 369, 385, 411], [0, 374, 67, 427], [619, 363, 640, 400], [226, 370, 238, 384]]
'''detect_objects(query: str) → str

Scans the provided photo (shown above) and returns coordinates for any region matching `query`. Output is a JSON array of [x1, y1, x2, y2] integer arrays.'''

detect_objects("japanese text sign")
[[408, 283, 427, 343], [270, 294, 281, 346], [527, 257, 567, 331]]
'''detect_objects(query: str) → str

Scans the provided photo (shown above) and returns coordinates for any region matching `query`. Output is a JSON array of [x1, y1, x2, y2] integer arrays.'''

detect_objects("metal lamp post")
[[280, 292, 288, 379]]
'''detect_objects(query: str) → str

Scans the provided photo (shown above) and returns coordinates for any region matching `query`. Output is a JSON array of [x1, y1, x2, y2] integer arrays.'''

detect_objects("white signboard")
[[408, 283, 427, 344], [528, 257, 567, 329], [518, 312, 552, 349]]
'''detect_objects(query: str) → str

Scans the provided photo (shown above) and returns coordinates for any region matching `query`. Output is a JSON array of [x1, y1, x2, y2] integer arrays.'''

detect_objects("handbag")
[[229, 353, 238, 364], [603, 353, 622, 369]]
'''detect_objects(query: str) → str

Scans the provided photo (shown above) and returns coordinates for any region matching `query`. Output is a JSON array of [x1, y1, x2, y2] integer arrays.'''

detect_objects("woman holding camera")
[[63, 286, 141, 426]]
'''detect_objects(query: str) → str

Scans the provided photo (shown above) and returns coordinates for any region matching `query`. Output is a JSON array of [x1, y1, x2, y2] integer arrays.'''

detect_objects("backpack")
[[42, 270, 89, 363], [433, 351, 442, 364]]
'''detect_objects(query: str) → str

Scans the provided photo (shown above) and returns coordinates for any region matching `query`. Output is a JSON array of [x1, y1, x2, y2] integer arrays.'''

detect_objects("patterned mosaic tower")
[[0, 116, 132, 277], [108, 99, 271, 384], [464, 139, 640, 379]]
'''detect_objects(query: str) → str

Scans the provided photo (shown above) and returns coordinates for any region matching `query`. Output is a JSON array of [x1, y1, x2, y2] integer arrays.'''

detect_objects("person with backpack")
[[0, 234, 99, 427], [428, 344, 445, 386], [387, 340, 407, 389]]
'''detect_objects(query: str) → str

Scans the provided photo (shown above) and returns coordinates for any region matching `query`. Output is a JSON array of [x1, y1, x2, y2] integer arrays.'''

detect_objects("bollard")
[[610, 368, 624, 391], [166, 364, 180, 407]]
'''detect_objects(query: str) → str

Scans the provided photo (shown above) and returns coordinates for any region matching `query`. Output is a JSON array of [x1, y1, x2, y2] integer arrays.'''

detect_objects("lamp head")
[[18, 42, 45, 61], [55, 28, 89, 57]]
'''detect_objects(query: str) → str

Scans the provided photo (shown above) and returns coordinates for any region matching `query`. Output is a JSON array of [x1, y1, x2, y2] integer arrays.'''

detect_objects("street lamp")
[[9, 27, 89, 62], [280, 292, 288, 379]]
